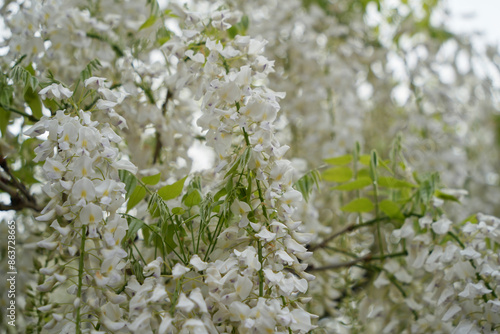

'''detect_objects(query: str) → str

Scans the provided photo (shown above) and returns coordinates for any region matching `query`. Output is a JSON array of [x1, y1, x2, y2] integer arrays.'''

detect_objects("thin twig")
[[0, 157, 42, 211], [309, 216, 390, 251], [153, 90, 173, 164], [308, 254, 372, 271], [0, 103, 39, 122]]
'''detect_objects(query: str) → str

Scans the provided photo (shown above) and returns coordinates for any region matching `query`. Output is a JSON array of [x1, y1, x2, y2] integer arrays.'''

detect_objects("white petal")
[[190, 255, 208, 271], [442, 304, 461, 322], [172, 263, 190, 279], [112, 159, 138, 174], [176, 293, 195, 313]]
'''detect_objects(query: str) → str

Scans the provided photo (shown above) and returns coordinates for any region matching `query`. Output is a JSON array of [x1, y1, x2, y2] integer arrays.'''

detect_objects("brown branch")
[[0, 201, 41, 211], [308, 254, 372, 271], [0, 157, 42, 212], [153, 131, 163, 164], [309, 216, 390, 251], [153, 89, 173, 164], [0, 180, 18, 197], [1, 158, 33, 201], [307, 250, 408, 272]]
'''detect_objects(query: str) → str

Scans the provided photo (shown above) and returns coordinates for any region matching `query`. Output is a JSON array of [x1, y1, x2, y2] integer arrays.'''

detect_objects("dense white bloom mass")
[[1, 0, 500, 333], [25, 94, 134, 331]]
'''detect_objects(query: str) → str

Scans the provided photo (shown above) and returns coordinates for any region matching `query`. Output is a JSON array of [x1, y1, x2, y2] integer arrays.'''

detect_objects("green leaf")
[[156, 27, 171, 46], [0, 87, 13, 107], [225, 147, 251, 178], [324, 154, 353, 165], [357, 169, 370, 179], [434, 190, 460, 202], [11, 165, 39, 185], [378, 159, 393, 174], [332, 177, 371, 191], [359, 155, 371, 166], [158, 176, 188, 201], [460, 214, 478, 225], [294, 169, 320, 201], [148, 196, 161, 218], [378, 176, 418, 189], [119, 170, 137, 198], [123, 216, 145, 246], [0, 107, 10, 136], [214, 187, 227, 201], [379, 199, 404, 219], [228, 26, 238, 39], [341, 198, 374, 213], [142, 224, 151, 243], [24, 88, 42, 119], [127, 186, 146, 211], [80, 59, 102, 81], [163, 9, 178, 17], [228, 15, 250, 38], [240, 15, 249, 30], [172, 207, 185, 215], [139, 15, 157, 30], [11, 65, 39, 94], [323, 167, 353, 182], [142, 173, 161, 186], [418, 179, 434, 205], [183, 189, 201, 207], [133, 261, 145, 284], [163, 222, 177, 252], [25, 63, 35, 76], [42, 98, 60, 113]]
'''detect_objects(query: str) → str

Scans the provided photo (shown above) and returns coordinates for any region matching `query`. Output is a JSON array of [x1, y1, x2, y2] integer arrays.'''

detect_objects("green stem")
[[203, 210, 228, 261], [86, 32, 124, 57], [257, 240, 264, 297], [0, 103, 39, 122], [370, 151, 384, 261], [76, 225, 87, 334], [353, 144, 363, 224], [242, 127, 269, 221], [132, 241, 147, 264], [242, 126, 266, 296], [447, 231, 465, 248]]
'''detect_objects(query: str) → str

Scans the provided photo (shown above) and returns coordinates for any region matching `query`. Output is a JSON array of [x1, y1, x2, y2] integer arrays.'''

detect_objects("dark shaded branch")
[[307, 251, 408, 272], [0, 103, 39, 122], [153, 89, 173, 164], [309, 216, 390, 251], [0, 157, 42, 212], [0, 200, 41, 211], [308, 254, 372, 271]]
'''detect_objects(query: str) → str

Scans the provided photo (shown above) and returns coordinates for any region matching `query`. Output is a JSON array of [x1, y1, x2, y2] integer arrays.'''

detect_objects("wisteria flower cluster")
[[1, 0, 500, 333]]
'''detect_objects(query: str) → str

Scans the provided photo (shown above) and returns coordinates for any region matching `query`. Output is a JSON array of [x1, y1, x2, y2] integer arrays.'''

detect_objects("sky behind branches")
[[447, 0, 500, 47]]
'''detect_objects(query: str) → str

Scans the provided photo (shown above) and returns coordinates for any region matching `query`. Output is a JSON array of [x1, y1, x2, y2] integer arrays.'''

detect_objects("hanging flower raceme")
[[5, 0, 500, 333], [25, 83, 137, 331], [159, 5, 317, 332]]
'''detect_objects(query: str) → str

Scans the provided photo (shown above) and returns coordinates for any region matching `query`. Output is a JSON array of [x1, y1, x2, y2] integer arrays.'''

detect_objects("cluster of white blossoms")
[[386, 213, 500, 333], [3, 0, 500, 333], [321, 212, 500, 333], [150, 5, 317, 332], [12, 2, 317, 332], [4, 0, 195, 179], [24, 82, 136, 332], [233, 0, 500, 217]]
